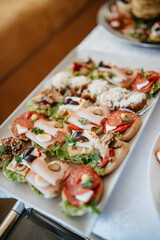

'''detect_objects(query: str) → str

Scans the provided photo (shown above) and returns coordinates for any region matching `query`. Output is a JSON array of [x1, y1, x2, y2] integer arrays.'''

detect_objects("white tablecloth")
[[1, 25, 160, 240], [78, 25, 160, 240]]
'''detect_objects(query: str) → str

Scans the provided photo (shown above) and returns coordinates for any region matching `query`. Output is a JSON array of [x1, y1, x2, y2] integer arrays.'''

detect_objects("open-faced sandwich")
[[27, 88, 64, 116], [97, 87, 147, 114], [132, 70, 160, 96], [0, 137, 26, 168], [60, 165, 102, 216], [102, 110, 142, 141], [65, 129, 130, 175], [11, 111, 46, 140]]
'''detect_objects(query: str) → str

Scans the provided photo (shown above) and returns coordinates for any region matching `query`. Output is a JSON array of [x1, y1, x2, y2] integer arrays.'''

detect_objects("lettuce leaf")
[[28, 182, 44, 196], [27, 100, 49, 116], [52, 143, 69, 160], [70, 149, 106, 175], [31, 141, 55, 156], [60, 200, 100, 217], [3, 160, 25, 183], [48, 102, 63, 119], [148, 82, 160, 97]]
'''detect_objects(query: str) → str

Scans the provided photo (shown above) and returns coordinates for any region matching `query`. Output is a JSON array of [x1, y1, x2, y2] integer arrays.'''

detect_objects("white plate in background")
[[148, 132, 160, 216]]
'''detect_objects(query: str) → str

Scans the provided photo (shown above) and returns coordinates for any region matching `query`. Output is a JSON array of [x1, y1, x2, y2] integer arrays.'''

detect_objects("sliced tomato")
[[99, 147, 114, 168], [69, 123, 82, 131], [113, 123, 132, 134], [72, 62, 82, 72], [132, 71, 160, 93]]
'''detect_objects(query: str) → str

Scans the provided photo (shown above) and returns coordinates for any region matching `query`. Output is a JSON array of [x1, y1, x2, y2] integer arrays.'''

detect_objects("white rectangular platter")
[[0, 49, 160, 238]]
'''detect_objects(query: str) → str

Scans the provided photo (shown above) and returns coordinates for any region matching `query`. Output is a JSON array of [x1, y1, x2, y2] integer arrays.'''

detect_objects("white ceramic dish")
[[97, 1, 160, 48], [148, 132, 160, 216], [0, 49, 160, 238]]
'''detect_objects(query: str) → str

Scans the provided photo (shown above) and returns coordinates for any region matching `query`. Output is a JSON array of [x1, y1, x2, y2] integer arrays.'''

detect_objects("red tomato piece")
[[72, 62, 82, 72], [69, 123, 82, 131], [99, 147, 114, 168], [132, 71, 160, 93]]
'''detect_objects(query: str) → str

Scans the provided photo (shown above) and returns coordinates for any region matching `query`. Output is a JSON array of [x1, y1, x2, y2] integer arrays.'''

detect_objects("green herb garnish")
[[142, 73, 151, 79], [140, 68, 144, 74], [81, 178, 93, 188], [109, 73, 116, 79], [15, 156, 22, 164], [0, 145, 6, 156], [31, 127, 44, 135], [66, 137, 76, 147], [120, 115, 131, 123], [78, 118, 87, 125], [60, 200, 100, 217], [148, 81, 160, 97]]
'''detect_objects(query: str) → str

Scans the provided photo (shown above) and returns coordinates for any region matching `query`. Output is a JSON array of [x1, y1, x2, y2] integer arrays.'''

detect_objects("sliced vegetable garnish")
[[81, 178, 93, 188], [78, 118, 87, 125], [31, 127, 44, 135], [60, 200, 100, 217], [15, 156, 22, 164], [120, 115, 131, 123], [66, 137, 77, 147], [0, 145, 6, 156]]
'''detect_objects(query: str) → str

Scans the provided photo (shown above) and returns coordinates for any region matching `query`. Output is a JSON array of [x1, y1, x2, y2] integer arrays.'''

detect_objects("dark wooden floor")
[[0, 0, 106, 125]]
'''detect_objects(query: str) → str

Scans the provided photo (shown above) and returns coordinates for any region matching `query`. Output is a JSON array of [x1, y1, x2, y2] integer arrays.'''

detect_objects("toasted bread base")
[[119, 116, 142, 141], [102, 140, 130, 175]]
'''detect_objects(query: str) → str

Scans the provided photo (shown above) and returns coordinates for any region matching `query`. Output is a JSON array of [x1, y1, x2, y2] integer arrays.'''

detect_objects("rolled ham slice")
[[34, 119, 65, 144], [26, 130, 55, 150], [107, 66, 138, 88], [26, 170, 60, 198], [76, 106, 110, 126], [30, 159, 70, 186], [68, 113, 97, 131]]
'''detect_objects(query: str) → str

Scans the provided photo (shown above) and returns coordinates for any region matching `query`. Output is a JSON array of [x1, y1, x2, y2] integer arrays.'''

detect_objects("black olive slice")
[[72, 130, 83, 139], [24, 154, 37, 163], [99, 61, 111, 69], [75, 135, 89, 142], [64, 98, 79, 105], [23, 147, 35, 159]]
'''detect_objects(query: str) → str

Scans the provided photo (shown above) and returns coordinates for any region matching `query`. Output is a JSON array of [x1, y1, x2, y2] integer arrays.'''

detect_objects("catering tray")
[[0, 49, 160, 238], [97, 1, 160, 48]]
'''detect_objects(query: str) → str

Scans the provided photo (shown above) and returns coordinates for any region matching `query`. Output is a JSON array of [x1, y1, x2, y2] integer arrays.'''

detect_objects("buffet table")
[[1, 25, 160, 240]]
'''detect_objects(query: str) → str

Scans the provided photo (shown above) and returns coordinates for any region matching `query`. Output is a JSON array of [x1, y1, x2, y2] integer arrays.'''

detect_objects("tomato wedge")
[[69, 123, 82, 131], [132, 71, 160, 93], [99, 147, 114, 168]]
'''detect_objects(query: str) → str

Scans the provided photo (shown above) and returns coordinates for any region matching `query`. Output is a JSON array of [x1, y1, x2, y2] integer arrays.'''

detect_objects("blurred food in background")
[[104, 0, 160, 42]]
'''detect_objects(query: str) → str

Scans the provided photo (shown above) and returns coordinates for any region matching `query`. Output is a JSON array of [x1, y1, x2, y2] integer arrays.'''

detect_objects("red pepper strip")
[[72, 62, 82, 72], [69, 123, 82, 131], [99, 147, 115, 168], [113, 123, 132, 134], [25, 111, 33, 119], [17, 163, 24, 167]]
